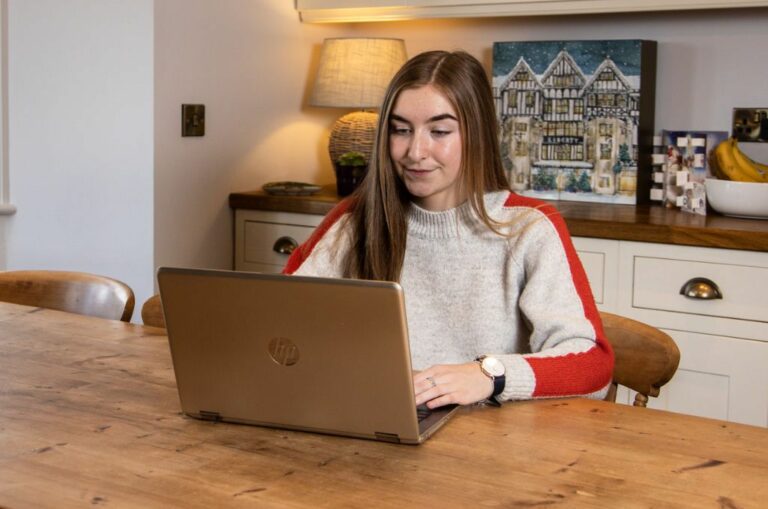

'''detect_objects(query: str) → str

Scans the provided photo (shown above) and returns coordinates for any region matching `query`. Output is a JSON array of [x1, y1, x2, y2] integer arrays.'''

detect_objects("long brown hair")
[[343, 50, 510, 281]]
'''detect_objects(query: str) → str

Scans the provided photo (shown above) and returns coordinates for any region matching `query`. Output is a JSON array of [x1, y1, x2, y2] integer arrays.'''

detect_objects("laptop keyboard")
[[416, 404, 433, 422]]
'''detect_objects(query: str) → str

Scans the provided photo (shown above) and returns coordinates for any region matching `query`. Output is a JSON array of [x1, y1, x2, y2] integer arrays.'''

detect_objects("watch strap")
[[491, 374, 505, 398]]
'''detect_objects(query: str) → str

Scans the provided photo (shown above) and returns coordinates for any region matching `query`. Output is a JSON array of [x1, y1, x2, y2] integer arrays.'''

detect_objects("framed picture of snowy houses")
[[492, 40, 657, 204]]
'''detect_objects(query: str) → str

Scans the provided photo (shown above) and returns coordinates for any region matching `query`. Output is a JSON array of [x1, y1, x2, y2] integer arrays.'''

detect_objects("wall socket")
[[732, 107, 768, 143], [182, 104, 205, 137]]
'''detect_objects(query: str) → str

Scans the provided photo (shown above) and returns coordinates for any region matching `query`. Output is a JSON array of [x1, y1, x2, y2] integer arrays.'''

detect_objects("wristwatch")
[[475, 355, 506, 398]]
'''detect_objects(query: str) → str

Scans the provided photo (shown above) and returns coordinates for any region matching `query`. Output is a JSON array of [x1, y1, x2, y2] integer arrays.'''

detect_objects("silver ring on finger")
[[426, 376, 437, 389]]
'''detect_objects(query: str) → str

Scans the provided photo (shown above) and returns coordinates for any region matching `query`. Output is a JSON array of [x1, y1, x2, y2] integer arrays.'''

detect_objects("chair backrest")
[[0, 270, 135, 322], [141, 294, 165, 328], [600, 311, 681, 407]]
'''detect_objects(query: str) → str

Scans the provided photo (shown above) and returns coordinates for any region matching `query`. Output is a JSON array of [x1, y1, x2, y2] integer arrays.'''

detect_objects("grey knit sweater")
[[284, 191, 613, 400]]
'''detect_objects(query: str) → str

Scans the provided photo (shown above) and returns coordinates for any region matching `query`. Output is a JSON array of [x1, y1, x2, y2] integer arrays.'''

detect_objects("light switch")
[[182, 104, 205, 137]]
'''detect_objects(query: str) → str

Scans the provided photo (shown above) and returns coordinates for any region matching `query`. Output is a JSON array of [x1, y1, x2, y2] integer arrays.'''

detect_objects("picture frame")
[[492, 40, 657, 204], [660, 130, 728, 215], [732, 108, 768, 143]]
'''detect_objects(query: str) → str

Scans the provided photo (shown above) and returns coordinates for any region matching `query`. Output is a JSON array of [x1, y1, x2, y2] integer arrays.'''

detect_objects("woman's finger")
[[425, 392, 458, 409]]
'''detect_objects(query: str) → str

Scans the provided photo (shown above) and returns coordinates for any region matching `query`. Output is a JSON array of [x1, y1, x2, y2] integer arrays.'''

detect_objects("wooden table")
[[2, 302, 767, 508]]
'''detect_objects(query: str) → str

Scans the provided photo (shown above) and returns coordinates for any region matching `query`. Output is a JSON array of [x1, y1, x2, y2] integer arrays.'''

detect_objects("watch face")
[[482, 357, 505, 377]]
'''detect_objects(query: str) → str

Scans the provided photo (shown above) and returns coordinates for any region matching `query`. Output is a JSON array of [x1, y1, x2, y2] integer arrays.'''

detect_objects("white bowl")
[[705, 178, 768, 219]]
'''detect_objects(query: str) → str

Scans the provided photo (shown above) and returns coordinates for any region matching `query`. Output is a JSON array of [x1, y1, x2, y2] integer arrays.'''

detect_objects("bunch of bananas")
[[711, 137, 768, 183]]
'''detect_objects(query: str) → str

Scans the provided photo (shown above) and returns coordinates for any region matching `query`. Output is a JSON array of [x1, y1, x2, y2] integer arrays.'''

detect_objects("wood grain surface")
[[1, 302, 766, 508], [229, 187, 768, 251]]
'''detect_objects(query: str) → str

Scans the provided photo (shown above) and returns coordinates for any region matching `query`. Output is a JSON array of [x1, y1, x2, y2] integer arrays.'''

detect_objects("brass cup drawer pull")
[[679, 277, 723, 300], [273, 236, 298, 255]]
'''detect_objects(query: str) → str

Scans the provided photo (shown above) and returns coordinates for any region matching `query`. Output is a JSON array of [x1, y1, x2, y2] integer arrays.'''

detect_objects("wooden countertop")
[[230, 187, 768, 252], [2, 301, 768, 508]]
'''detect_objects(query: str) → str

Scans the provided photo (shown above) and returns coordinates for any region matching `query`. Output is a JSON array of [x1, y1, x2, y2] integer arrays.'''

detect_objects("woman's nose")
[[407, 133, 428, 161]]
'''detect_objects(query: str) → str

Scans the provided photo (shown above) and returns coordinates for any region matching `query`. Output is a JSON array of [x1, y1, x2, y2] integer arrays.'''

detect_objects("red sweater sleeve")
[[282, 199, 354, 275], [503, 193, 614, 397]]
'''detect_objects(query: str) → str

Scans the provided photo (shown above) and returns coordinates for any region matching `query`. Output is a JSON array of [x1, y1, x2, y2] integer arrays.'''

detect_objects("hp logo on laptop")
[[268, 337, 299, 366]]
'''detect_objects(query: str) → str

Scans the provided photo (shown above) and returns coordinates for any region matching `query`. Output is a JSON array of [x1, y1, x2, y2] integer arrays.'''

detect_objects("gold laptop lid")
[[158, 268, 430, 443]]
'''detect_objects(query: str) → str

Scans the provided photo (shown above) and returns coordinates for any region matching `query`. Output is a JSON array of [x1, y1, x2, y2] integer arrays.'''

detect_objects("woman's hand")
[[413, 362, 494, 408]]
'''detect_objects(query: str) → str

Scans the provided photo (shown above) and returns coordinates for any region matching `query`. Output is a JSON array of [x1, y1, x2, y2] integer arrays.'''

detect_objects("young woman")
[[285, 50, 613, 409]]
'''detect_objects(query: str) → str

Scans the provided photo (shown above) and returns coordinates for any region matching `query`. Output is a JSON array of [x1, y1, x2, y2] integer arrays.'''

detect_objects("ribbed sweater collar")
[[407, 191, 509, 239]]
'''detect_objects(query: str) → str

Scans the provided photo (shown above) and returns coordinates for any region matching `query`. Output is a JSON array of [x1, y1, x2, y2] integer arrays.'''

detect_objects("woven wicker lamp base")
[[328, 111, 379, 166]]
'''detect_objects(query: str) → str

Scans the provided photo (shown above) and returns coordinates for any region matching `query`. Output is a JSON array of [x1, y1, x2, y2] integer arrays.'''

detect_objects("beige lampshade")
[[311, 38, 407, 168], [310, 38, 407, 109]]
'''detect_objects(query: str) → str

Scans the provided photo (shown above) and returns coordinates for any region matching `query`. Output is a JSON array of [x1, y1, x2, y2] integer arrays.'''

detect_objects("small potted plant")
[[335, 151, 368, 196]]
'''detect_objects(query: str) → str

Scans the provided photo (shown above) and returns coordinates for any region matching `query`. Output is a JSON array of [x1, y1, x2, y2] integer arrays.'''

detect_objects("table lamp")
[[310, 38, 407, 193]]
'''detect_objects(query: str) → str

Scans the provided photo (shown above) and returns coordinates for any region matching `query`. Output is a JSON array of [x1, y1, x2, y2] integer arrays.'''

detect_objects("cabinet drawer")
[[618, 241, 768, 342], [632, 256, 768, 324], [234, 210, 324, 273], [243, 221, 316, 267]]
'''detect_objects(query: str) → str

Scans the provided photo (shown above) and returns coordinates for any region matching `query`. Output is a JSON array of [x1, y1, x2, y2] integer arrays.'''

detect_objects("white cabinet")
[[296, 0, 768, 23], [234, 208, 768, 426], [615, 241, 768, 427], [575, 237, 768, 427]]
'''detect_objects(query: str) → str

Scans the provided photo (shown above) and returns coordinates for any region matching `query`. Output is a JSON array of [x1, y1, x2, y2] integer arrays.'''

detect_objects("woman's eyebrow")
[[389, 113, 458, 123], [428, 113, 458, 122]]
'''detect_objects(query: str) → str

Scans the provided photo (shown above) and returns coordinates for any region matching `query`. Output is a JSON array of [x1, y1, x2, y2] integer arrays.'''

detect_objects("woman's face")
[[389, 84, 464, 211]]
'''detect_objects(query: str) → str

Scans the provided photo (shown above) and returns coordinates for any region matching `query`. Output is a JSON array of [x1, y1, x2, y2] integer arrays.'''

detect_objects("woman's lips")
[[406, 168, 434, 176]]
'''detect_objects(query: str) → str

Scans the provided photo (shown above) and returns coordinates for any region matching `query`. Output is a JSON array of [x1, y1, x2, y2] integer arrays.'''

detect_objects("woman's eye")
[[432, 130, 452, 137], [390, 125, 411, 136]]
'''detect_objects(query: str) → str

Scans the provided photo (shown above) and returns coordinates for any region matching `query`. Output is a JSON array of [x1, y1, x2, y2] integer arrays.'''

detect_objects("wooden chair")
[[600, 311, 681, 407], [140, 294, 165, 328], [0, 270, 135, 322]]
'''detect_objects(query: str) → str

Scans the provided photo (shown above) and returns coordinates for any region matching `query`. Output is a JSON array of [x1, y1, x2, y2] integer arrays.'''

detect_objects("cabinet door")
[[633, 330, 768, 427], [572, 237, 619, 312]]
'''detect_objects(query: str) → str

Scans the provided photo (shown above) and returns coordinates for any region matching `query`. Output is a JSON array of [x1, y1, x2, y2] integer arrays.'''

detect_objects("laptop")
[[157, 267, 459, 444]]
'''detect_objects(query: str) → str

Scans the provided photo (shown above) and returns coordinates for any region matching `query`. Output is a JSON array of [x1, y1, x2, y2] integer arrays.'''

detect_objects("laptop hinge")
[[374, 432, 401, 444], [199, 410, 222, 422]]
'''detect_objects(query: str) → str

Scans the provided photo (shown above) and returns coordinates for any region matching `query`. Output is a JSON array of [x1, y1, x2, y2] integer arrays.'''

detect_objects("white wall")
[[2, 3, 766, 313], [353, 8, 768, 142], [0, 0, 11, 269], [154, 5, 768, 280], [153, 0, 348, 274], [2, 0, 154, 312]]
